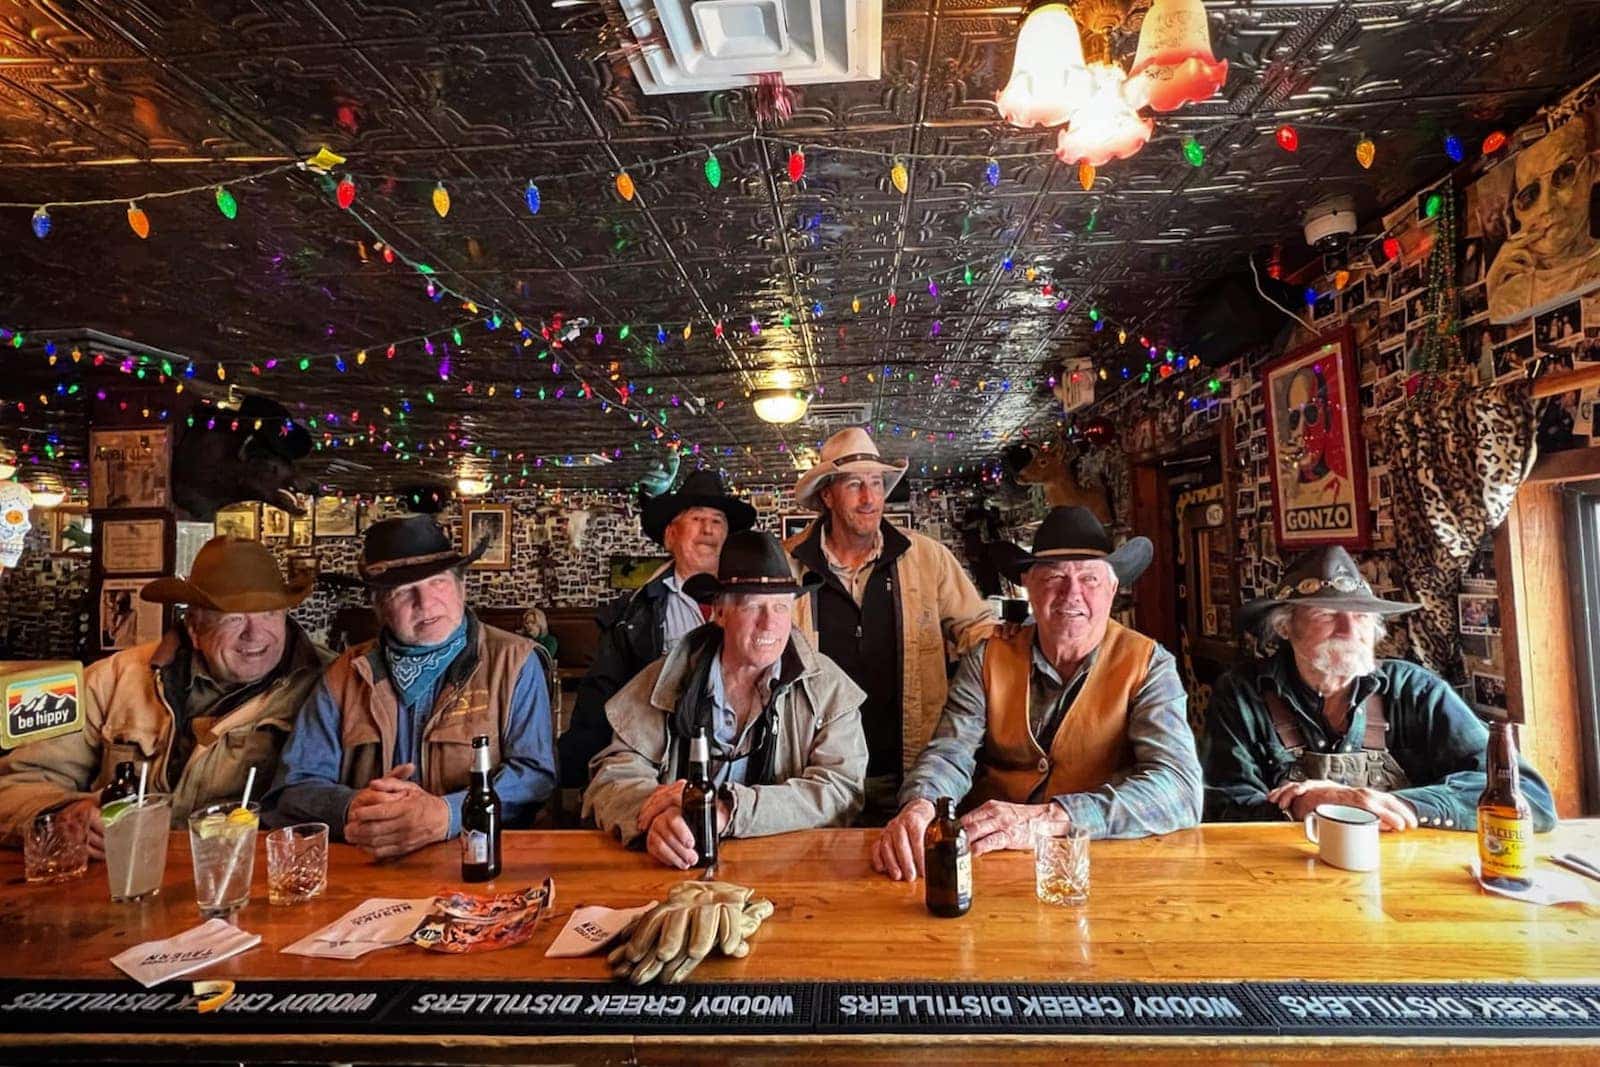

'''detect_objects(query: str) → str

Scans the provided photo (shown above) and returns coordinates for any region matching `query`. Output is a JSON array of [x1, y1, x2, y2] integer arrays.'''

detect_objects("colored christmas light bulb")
[[1482, 130, 1508, 155], [985, 158, 1000, 187], [525, 182, 541, 214], [30, 206, 50, 239], [704, 150, 722, 189], [891, 159, 909, 194], [656, 325, 667, 344], [126, 202, 150, 239], [1424, 192, 1443, 219], [713, 321, 724, 339], [1304, 287, 1317, 306], [619, 324, 630, 340], [1355, 135, 1375, 170], [788, 150, 805, 182], [887, 291, 897, 308], [1333, 269, 1351, 291], [1002, 257, 1014, 272], [335, 175, 355, 209], [1444, 134, 1464, 163], [682, 322, 692, 340], [215, 186, 238, 219], [431, 182, 451, 217], [1182, 136, 1205, 168], [750, 316, 760, 335], [616, 171, 636, 201], [963, 265, 974, 285], [1078, 162, 1095, 191], [1382, 236, 1401, 261], [851, 296, 861, 313], [1275, 124, 1299, 152], [1089, 307, 1100, 322], [928, 278, 939, 298]]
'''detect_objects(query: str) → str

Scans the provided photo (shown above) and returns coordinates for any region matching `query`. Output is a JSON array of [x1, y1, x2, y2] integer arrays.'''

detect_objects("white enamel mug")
[[1303, 803, 1380, 872]]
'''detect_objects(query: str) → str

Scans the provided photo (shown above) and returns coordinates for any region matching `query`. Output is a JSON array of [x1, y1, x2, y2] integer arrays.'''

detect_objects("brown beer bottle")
[[924, 797, 972, 918], [682, 728, 718, 868], [1477, 721, 1533, 890]]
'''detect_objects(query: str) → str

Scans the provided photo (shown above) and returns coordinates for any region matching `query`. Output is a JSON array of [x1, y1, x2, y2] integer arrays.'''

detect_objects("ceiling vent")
[[804, 399, 873, 432], [617, 0, 882, 95]]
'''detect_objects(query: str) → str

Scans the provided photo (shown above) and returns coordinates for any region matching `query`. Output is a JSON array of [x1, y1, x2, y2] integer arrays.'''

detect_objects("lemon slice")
[[192, 979, 235, 1013], [226, 807, 257, 826], [196, 814, 230, 840]]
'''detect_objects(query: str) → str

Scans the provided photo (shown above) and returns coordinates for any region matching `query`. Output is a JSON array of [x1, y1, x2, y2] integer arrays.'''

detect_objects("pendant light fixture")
[[1125, 0, 1229, 112], [996, 2, 1093, 128]]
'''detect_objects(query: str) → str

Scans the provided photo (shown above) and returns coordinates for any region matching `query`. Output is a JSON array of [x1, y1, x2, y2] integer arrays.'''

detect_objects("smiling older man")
[[872, 507, 1201, 881], [584, 530, 868, 869], [265, 515, 555, 858], [1204, 547, 1557, 832], [0, 537, 331, 856]]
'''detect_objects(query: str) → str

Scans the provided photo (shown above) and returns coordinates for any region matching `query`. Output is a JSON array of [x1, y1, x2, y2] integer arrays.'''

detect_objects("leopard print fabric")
[[1365, 373, 1535, 674]]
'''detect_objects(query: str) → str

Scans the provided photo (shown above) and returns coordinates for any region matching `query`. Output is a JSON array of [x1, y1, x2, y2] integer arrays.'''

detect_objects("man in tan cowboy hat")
[[264, 514, 555, 859], [1205, 546, 1557, 833], [0, 537, 331, 855], [788, 427, 994, 823], [873, 507, 1202, 880]]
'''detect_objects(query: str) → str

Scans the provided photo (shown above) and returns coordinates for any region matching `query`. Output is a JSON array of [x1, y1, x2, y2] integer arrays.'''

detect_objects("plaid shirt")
[[900, 635, 1202, 839]]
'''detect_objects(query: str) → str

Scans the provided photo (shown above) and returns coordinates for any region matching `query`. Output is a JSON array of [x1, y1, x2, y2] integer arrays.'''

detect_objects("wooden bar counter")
[[2, 823, 1599, 1064]]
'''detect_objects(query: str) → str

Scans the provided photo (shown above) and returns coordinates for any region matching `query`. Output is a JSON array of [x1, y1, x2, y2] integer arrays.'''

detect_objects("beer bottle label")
[[462, 830, 489, 865], [955, 851, 972, 905], [1478, 812, 1531, 879]]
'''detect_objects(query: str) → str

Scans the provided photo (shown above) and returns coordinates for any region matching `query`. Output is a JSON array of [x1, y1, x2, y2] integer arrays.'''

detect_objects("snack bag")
[[411, 878, 555, 954]]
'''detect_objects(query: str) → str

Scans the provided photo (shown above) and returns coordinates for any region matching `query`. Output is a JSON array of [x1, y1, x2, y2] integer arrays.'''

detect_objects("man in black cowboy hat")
[[584, 530, 867, 869], [265, 515, 556, 858], [873, 507, 1201, 880], [1205, 546, 1556, 832], [559, 470, 756, 788]]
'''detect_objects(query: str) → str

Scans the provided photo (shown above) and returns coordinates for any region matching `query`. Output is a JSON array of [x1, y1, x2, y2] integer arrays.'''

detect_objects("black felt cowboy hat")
[[1239, 546, 1420, 630], [989, 506, 1154, 587], [683, 530, 823, 603], [639, 469, 757, 545], [357, 513, 487, 589]]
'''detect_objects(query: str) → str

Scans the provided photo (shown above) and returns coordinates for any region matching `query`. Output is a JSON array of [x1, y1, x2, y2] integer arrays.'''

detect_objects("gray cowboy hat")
[[1238, 545, 1420, 630]]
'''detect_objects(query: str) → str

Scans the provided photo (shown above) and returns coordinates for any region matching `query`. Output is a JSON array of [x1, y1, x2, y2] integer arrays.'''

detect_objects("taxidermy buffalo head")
[[172, 394, 313, 521]]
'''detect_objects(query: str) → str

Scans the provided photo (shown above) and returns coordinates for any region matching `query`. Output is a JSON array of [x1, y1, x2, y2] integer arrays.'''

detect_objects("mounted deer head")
[[1003, 435, 1113, 525]]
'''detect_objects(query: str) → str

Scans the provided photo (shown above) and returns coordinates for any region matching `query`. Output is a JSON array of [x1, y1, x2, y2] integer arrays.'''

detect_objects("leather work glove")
[[607, 880, 774, 984]]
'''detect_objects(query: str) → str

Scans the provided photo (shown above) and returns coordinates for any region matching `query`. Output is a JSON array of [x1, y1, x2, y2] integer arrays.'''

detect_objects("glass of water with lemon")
[[188, 801, 259, 918]]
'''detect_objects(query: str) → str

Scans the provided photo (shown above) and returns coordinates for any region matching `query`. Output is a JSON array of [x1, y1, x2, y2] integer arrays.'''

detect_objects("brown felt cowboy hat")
[[140, 536, 314, 613], [793, 427, 909, 512], [988, 506, 1153, 587], [357, 513, 488, 589], [639, 469, 757, 545], [1239, 546, 1420, 630]]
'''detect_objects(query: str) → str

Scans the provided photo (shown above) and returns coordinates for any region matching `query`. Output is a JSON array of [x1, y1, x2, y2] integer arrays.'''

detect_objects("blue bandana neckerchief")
[[382, 618, 469, 709]]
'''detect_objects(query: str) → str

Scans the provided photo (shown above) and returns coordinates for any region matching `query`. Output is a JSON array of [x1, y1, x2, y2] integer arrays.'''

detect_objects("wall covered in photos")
[[0, 517, 93, 660]]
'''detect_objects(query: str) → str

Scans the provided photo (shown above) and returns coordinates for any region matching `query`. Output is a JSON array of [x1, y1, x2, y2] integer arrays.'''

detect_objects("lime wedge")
[[100, 797, 135, 826]]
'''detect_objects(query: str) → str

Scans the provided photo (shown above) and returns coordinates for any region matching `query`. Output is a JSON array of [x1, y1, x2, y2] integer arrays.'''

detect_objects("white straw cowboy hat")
[[794, 427, 910, 512]]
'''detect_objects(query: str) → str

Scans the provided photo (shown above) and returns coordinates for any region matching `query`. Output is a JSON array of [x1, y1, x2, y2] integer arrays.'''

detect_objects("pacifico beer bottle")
[[461, 735, 502, 883], [925, 796, 972, 918], [683, 728, 719, 868], [1477, 721, 1532, 890]]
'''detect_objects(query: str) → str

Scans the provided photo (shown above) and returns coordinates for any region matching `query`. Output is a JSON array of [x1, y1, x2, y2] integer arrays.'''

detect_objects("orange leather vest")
[[965, 621, 1155, 809]]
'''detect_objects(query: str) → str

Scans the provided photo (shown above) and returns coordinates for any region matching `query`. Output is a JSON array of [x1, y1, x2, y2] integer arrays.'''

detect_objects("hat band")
[[1033, 547, 1108, 560], [826, 451, 889, 467], [719, 575, 798, 587], [362, 547, 458, 577]]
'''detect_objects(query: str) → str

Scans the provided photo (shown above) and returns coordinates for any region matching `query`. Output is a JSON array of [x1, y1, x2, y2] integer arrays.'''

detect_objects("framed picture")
[[609, 554, 670, 591], [464, 503, 512, 570], [1262, 329, 1371, 550], [99, 578, 165, 651], [781, 514, 814, 542], [90, 427, 170, 509], [174, 521, 213, 577], [1458, 592, 1502, 636], [1471, 672, 1508, 715], [49, 506, 91, 556], [290, 518, 312, 547], [284, 553, 319, 585], [360, 496, 407, 532], [214, 503, 259, 541], [885, 509, 913, 531], [314, 496, 359, 538], [261, 505, 291, 539], [97, 514, 169, 575]]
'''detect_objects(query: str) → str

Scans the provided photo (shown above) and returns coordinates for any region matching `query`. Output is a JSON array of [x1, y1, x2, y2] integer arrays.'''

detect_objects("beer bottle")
[[99, 761, 138, 808], [682, 728, 718, 867], [1477, 721, 1532, 891], [461, 735, 501, 883], [924, 797, 972, 918]]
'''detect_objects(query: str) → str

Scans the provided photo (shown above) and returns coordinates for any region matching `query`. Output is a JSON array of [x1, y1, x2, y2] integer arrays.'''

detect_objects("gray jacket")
[[583, 629, 868, 843]]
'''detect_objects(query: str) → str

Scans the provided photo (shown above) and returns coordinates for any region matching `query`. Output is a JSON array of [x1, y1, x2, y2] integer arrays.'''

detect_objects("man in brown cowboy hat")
[[1205, 546, 1557, 832], [788, 427, 995, 824], [0, 537, 331, 855], [585, 530, 867, 868], [873, 507, 1202, 880], [265, 514, 555, 859], [560, 469, 756, 788]]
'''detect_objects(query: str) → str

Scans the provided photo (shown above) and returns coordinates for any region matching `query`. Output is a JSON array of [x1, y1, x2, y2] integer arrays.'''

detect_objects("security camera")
[[1303, 195, 1357, 255]]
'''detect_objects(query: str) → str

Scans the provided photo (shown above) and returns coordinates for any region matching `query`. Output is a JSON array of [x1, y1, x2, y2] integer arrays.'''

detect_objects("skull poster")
[[1471, 103, 1600, 324], [1262, 330, 1370, 550]]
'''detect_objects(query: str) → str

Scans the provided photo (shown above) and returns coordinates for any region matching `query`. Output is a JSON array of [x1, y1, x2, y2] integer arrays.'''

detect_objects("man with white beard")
[[1204, 547, 1556, 832]]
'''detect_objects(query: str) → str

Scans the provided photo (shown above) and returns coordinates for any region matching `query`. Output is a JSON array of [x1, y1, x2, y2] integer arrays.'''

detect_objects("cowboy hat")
[[683, 530, 823, 603], [794, 427, 909, 512], [1239, 546, 1420, 630], [988, 506, 1153, 587], [357, 513, 487, 589], [639, 469, 757, 545], [140, 536, 314, 613]]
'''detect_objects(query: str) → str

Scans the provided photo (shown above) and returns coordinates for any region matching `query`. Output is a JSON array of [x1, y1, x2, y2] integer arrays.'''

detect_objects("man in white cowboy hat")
[[265, 514, 556, 859], [1205, 546, 1557, 833], [0, 537, 332, 855], [873, 507, 1202, 880], [559, 469, 757, 788], [788, 427, 995, 823]]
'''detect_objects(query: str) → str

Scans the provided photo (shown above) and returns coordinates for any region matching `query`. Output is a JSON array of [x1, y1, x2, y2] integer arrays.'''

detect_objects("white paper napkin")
[[544, 902, 657, 958], [111, 919, 261, 988], [1468, 862, 1600, 906], [282, 897, 433, 959]]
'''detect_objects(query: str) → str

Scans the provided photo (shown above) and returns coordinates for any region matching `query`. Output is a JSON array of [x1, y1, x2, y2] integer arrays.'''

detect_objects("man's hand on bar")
[[640, 780, 729, 869], [872, 798, 937, 880], [962, 800, 1070, 857], [345, 762, 451, 859], [59, 798, 105, 861], [1266, 779, 1420, 832]]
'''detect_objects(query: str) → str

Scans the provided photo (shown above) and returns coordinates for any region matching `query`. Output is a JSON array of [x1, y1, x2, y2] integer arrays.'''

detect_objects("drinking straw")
[[215, 766, 259, 908], [136, 761, 148, 804], [239, 767, 257, 810], [123, 762, 150, 900]]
